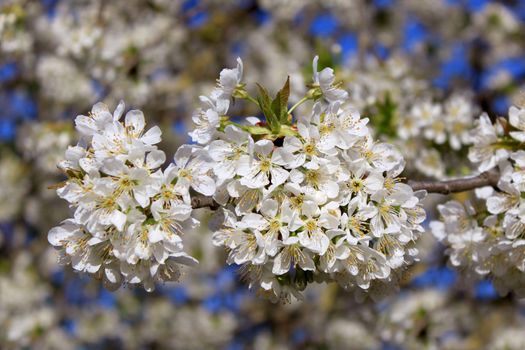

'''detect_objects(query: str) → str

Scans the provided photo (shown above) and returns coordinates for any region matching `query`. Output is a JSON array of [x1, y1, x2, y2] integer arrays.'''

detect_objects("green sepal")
[[245, 125, 271, 135]]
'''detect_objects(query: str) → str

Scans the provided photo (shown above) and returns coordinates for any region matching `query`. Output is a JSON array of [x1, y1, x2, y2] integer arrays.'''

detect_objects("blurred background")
[[1, 0, 525, 349]]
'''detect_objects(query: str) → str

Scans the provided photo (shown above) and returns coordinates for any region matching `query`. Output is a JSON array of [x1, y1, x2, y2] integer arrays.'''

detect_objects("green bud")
[[232, 84, 248, 99], [306, 86, 323, 100]]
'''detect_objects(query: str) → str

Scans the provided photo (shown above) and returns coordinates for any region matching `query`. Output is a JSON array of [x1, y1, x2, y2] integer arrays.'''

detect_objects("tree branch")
[[407, 170, 500, 195], [191, 195, 220, 210], [191, 170, 501, 209]]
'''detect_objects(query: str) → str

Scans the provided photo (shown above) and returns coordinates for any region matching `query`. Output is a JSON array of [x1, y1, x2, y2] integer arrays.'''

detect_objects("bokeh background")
[[2, 0, 525, 349]]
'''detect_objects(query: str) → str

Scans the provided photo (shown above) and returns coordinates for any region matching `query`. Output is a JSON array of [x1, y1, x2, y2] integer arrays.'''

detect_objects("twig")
[[407, 169, 500, 195]]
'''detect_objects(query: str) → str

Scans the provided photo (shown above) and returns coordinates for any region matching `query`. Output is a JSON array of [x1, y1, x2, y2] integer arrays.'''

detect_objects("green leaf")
[[245, 125, 270, 135], [256, 79, 291, 133], [270, 77, 290, 127], [277, 76, 291, 124], [257, 83, 280, 133], [271, 91, 282, 124], [256, 83, 271, 105]]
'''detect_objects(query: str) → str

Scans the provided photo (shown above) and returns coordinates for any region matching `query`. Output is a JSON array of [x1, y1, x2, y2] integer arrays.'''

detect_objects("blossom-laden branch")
[[50, 56, 511, 302], [192, 170, 501, 209], [407, 170, 500, 194]]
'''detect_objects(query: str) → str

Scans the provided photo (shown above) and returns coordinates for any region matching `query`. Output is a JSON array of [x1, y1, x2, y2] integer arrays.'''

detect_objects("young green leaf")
[[276, 76, 291, 124], [271, 91, 283, 125], [256, 83, 280, 133]]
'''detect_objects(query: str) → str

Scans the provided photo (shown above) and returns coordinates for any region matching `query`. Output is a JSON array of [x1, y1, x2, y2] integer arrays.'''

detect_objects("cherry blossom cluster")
[[0, 253, 58, 347], [48, 101, 212, 291], [407, 94, 475, 151], [389, 93, 476, 180], [341, 56, 477, 180], [190, 57, 426, 302], [7, 239, 525, 349], [431, 104, 525, 296], [17, 121, 74, 174], [0, 150, 29, 222], [431, 199, 525, 296], [0, 2, 32, 54]]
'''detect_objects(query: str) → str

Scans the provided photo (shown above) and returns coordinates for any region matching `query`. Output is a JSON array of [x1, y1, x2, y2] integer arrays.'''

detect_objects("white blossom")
[[312, 55, 348, 104], [468, 113, 508, 172], [49, 101, 201, 291], [194, 58, 426, 301]]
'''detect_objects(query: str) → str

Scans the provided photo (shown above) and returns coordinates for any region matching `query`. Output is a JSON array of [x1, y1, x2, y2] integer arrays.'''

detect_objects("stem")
[[288, 96, 309, 115], [407, 169, 500, 195], [494, 139, 523, 151], [222, 120, 252, 133], [244, 95, 260, 107]]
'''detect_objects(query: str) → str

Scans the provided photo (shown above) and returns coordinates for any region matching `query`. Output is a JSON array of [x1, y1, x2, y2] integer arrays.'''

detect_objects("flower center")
[[319, 123, 335, 135], [350, 179, 363, 193], [100, 196, 117, 210], [179, 169, 192, 180], [305, 169, 320, 187], [305, 219, 317, 232], [349, 216, 367, 236], [290, 194, 304, 209], [227, 145, 244, 160], [304, 143, 317, 156], [269, 219, 281, 232], [259, 159, 271, 172]]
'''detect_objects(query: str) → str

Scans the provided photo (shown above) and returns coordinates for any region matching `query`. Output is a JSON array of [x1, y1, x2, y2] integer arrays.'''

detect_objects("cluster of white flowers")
[[394, 95, 475, 180], [45, 9, 102, 59], [11, 122, 75, 232], [0, 253, 59, 347], [489, 327, 525, 350], [48, 101, 212, 291], [142, 300, 237, 350], [0, 150, 29, 222], [432, 198, 525, 296], [0, 3, 32, 54], [36, 55, 94, 106], [379, 289, 450, 348], [189, 57, 426, 302], [473, 3, 521, 48], [325, 318, 380, 350], [340, 56, 478, 180], [258, 0, 362, 25], [431, 104, 525, 296], [17, 121, 74, 174], [408, 95, 475, 151]]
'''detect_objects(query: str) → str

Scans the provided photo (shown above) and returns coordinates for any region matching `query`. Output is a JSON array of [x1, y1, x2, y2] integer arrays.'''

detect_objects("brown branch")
[[191, 195, 220, 210], [191, 170, 500, 209], [407, 170, 500, 195]]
